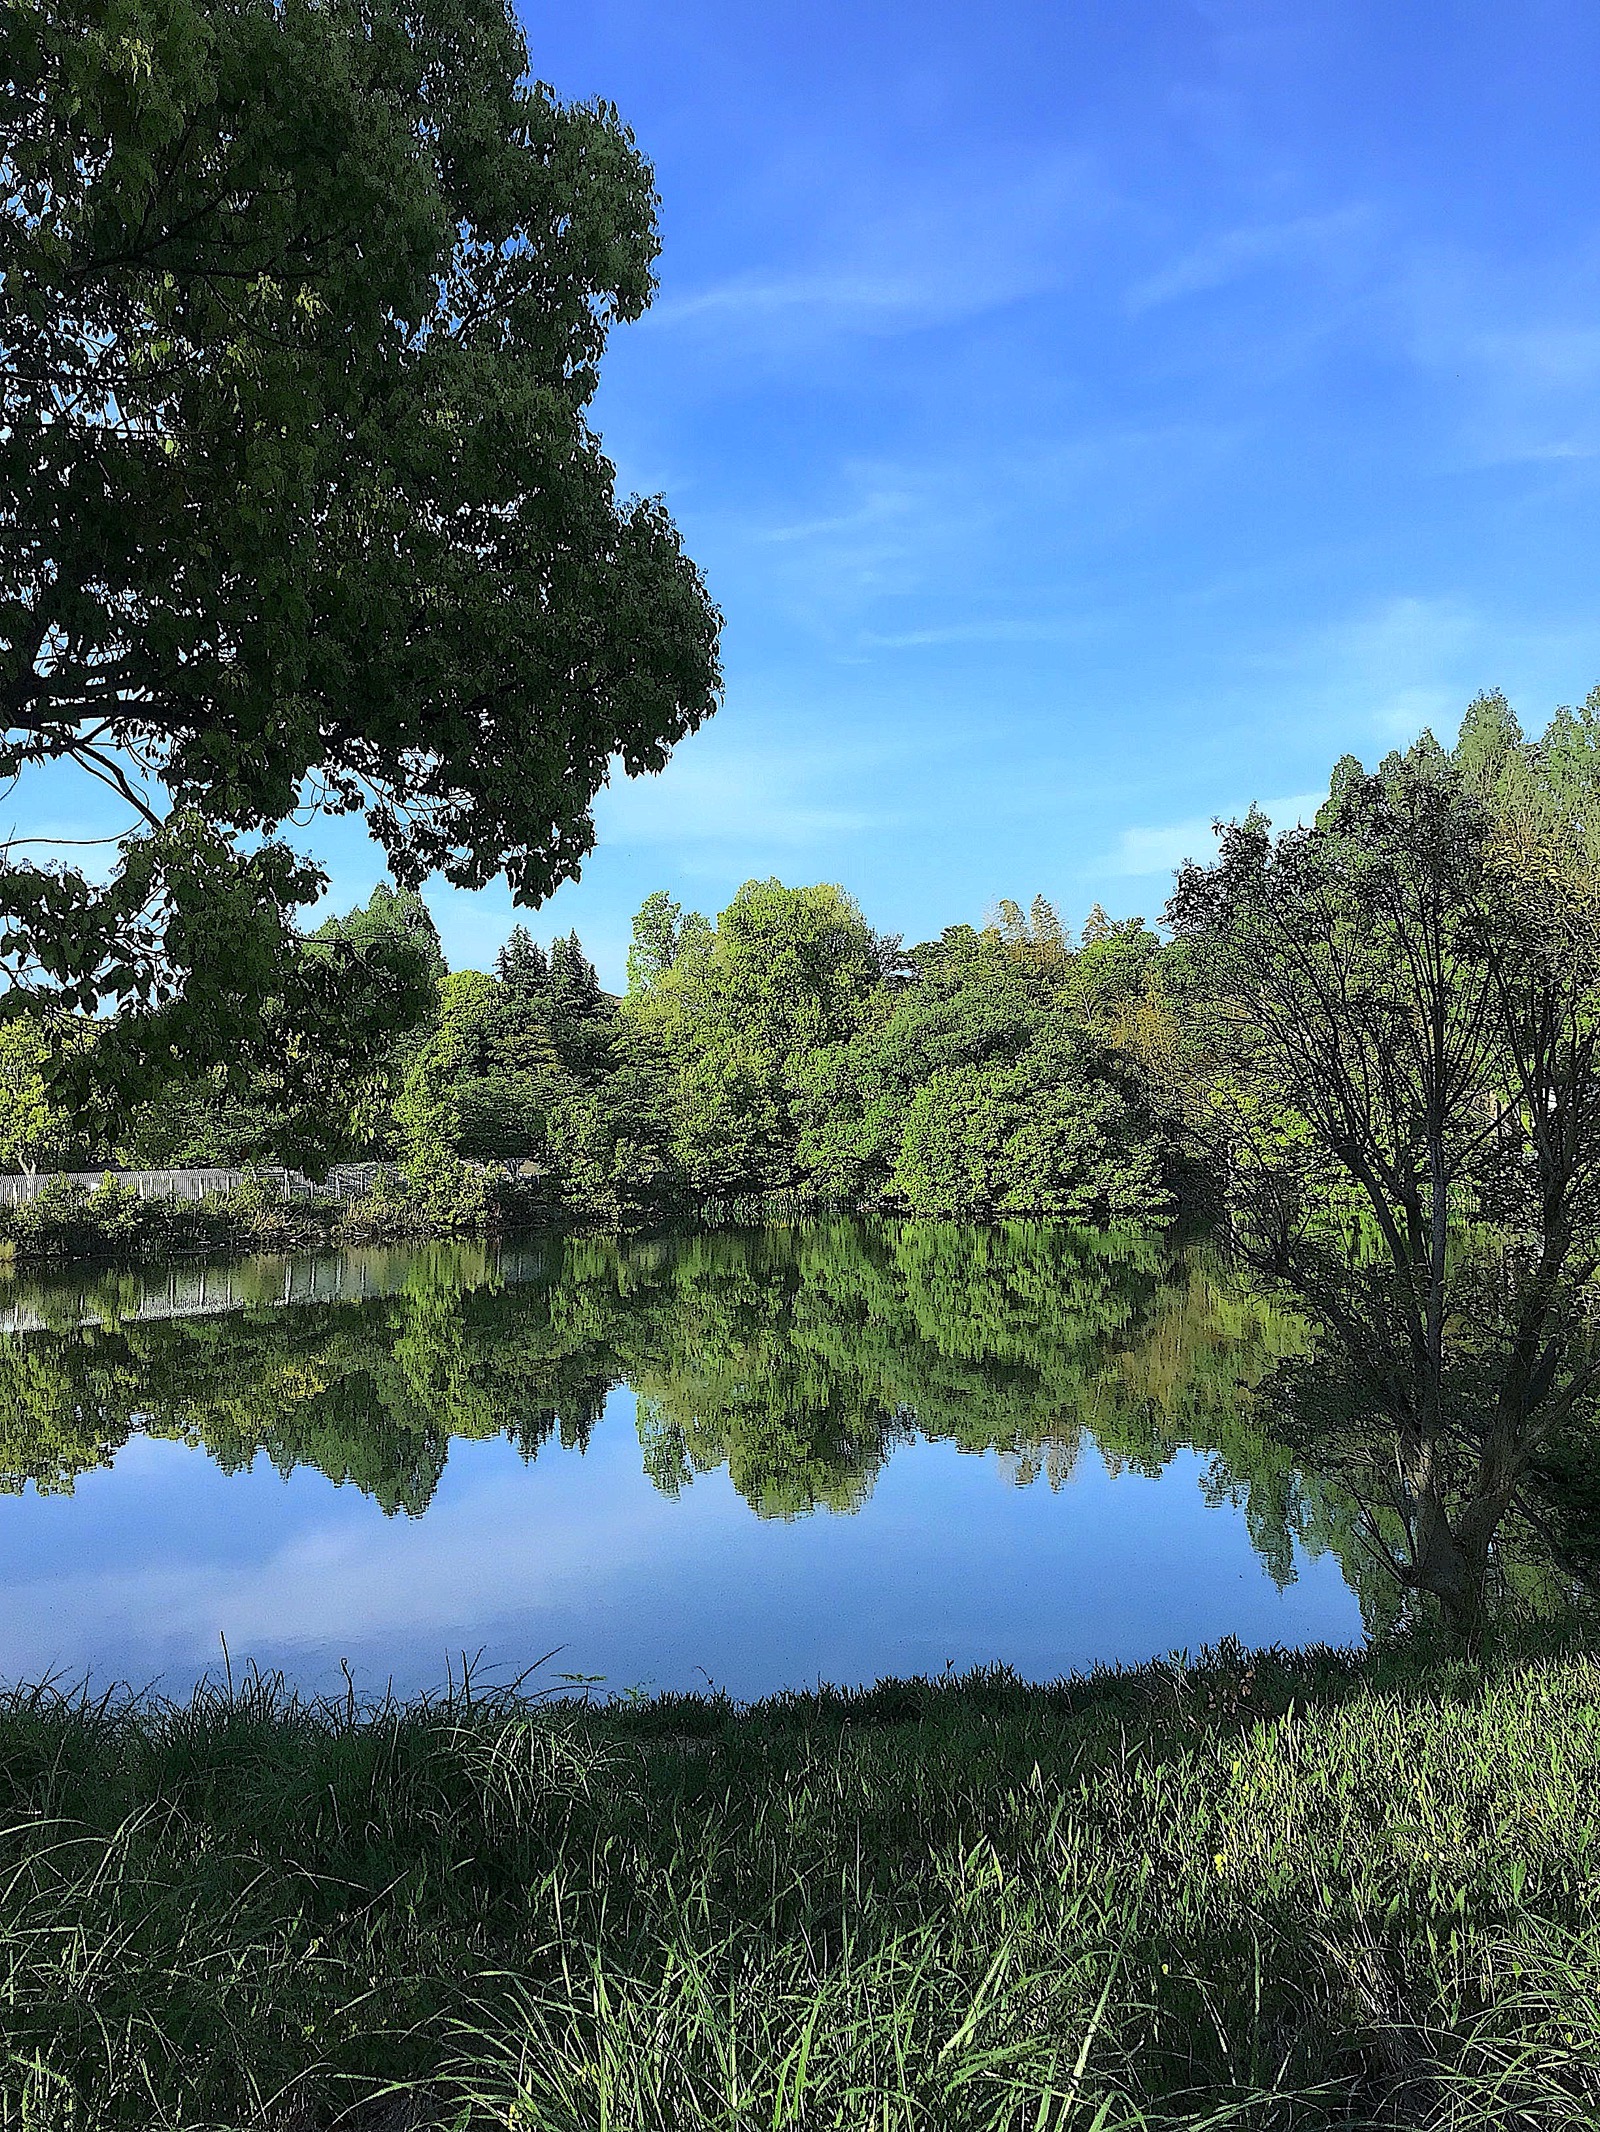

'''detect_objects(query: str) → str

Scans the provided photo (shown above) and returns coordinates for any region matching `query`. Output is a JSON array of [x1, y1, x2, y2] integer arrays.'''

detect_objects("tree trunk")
[[1404, 1424, 1525, 1655]]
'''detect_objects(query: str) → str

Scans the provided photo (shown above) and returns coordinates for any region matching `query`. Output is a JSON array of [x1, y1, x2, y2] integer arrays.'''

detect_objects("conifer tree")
[[1452, 689, 1524, 788], [994, 899, 1029, 947], [1029, 895, 1067, 969], [549, 933, 602, 1014], [495, 925, 548, 998]]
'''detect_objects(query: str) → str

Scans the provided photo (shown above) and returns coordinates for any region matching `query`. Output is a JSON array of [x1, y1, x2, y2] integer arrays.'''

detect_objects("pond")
[[0, 1222, 1385, 1699]]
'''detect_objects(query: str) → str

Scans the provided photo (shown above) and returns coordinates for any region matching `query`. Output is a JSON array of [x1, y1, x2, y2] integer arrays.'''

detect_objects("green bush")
[[0, 1162, 545, 1268]]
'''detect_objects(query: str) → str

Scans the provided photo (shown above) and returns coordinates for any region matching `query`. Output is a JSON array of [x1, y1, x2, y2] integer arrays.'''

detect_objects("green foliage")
[[1, 0, 719, 1086], [635, 878, 881, 1055], [541, 1018, 681, 1224], [1170, 698, 1600, 1647], [3, 814, 335, 1104], [109, 874, 440, 1173], [790, 921, 1177, 1218], [0, 1015, 90, 1172], [625, 888, 709, 995], [390, 920, 621, 1170], [892, 1027, 1170, 1222], [623, 878, 887, 1199], [396, 969, 572, 1162], [314, 881, 447, 999], [494, 923, 548, 996], [0, 870, 1193, 1223]]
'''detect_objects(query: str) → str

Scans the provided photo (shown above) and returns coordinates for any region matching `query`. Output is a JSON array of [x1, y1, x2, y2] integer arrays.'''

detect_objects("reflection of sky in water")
[[0, 1388, 1362, 1699]]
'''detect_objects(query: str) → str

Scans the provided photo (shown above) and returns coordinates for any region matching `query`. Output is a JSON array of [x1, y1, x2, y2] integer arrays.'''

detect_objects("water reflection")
[[0, 1227, 1299, 1515], [0, 1223, 1583, 1685]]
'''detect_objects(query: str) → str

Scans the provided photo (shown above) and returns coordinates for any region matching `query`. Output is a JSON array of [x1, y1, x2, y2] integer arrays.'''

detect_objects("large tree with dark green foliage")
[[121, 880, 442, 1168], [0, 0, 719, 1100], [1169, 697, 1600, 1646]]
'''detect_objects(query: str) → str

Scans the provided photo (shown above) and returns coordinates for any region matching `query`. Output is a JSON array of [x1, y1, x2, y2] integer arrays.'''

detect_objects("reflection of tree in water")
[[0, 1243, 627, 1516], [0, 1225, 1301, 1529], [627, 1224, 1200, 1519], [1254, 1346, 1597, 1643], [0, 1225, 1588, 1630]]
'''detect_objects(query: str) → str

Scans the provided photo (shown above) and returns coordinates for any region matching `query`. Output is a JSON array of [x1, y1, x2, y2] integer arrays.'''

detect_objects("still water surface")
[[0, 1224, 1367, 1697]]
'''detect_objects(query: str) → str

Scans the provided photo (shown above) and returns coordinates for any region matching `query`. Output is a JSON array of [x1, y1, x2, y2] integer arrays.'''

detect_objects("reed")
[[1, 1636, 1596, 2127]]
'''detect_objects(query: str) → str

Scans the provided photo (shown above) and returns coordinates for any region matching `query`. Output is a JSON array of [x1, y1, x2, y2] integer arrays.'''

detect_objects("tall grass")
[[1, 1639, 1597, 2127]]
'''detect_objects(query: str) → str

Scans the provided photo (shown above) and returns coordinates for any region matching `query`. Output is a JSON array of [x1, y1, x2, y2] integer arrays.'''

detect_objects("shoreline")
[[0, 1172, 1193, 1277]]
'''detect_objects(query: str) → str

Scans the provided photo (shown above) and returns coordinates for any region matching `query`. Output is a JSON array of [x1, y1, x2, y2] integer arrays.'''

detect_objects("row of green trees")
[[12, 688, 1600, 1264], [0, 873, 1190, 1224]]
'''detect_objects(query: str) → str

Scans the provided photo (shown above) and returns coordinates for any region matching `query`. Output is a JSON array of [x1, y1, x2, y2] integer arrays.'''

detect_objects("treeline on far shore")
[[2, 881, 1199, 1245], [10, 684, 1600, 1271]]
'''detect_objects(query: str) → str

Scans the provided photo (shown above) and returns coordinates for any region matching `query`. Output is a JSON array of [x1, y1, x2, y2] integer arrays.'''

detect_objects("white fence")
[[0, 1164, 400, 1207]]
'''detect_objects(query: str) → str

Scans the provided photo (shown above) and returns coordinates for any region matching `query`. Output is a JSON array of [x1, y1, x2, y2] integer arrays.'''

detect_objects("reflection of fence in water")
[[0, 1240, 554, 1338], [0, 1164, 399, 1207]]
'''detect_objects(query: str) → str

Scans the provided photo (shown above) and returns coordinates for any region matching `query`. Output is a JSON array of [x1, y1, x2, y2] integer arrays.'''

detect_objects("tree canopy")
[[0, 0, 719, 1082], [1168, 694, 1600, 1644]]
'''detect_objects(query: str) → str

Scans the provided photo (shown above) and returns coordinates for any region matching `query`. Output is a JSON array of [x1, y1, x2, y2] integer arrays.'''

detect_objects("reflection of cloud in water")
[[0, 1226, 1373, 1697], [5, 1398, 739, 1683], [1, 1422, 1364, 1701]]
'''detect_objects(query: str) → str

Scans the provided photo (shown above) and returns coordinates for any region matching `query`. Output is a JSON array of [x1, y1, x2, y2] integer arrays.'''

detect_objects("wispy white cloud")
[[755, 487, 919, 548], [715, 465, 997, 626], [1127, 206, 1374, 312], [1285, 594, 1485, 743], [858, 616, 1095, 650], [1123, 202, 1600, 477], [645, 148, 1116, 356], [650, 269, 940, 333], [595, 745, 888, 849], [1397, 253, 1600, 466], [711, 418, 1243, 643], [1098, 790, 1323, 880]]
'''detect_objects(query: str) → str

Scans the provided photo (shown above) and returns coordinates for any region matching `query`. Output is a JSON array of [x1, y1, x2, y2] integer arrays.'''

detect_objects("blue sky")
[[36, 0, 1600, 986]]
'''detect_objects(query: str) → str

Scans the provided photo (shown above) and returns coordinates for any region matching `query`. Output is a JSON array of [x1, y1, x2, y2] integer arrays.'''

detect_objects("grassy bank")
[[2, 1639, 1597, 2129], [0, 1159, 551, 1270], [0, 1172, 825, 1271]]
